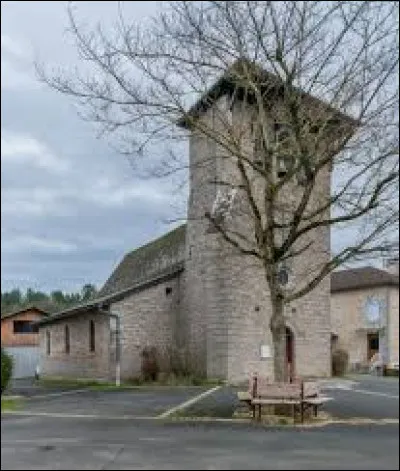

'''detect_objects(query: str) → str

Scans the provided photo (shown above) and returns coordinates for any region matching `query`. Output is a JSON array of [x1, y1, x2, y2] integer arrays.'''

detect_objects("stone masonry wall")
[[39, 310, 111, 381], [111, 273, 183, 380], [185, 92, 332, 383]]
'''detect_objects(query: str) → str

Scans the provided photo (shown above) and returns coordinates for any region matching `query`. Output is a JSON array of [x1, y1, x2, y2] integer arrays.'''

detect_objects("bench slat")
[[303, 382, 320, 397], [252, 398, 301, 405], [257, 384, 301, 398], [303, 396, 332, 405], [237, 391, 251, 402]]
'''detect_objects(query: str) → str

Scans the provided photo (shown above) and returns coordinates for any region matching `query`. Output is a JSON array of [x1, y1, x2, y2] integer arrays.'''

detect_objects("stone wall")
[[184, 93, 332, 383], [39, 310, 111, 381], [111, 272, 183, 380], [39, 272, 183, 382]]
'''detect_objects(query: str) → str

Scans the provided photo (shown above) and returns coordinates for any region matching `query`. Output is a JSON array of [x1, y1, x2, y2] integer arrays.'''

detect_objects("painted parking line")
[[348, 388, 399, 399], [1, 410, 156, 420], [26, 389, 91, 399], [1, 438, 82, 445], [157, 385, 221, 418]]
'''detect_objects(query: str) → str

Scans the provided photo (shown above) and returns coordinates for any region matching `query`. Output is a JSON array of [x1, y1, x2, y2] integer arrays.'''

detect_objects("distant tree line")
[[1, 284, 98, 316]]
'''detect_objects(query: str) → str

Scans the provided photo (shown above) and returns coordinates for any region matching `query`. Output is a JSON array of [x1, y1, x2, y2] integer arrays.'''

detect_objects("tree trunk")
[[270, 297, 287, 383]]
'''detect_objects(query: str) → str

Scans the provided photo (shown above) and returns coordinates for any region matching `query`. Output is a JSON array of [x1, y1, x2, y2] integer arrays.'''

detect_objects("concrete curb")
[[2, 409, 398, 427]]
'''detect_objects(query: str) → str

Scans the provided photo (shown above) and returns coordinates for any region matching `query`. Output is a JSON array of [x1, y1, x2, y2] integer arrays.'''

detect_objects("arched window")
[[65, 325, 70, 354], [89, 320, 95, 352], [46, 330, 51, 355]]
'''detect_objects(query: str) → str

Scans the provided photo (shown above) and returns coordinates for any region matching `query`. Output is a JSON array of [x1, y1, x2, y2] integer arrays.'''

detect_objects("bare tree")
[[37, 1, 399, 381]]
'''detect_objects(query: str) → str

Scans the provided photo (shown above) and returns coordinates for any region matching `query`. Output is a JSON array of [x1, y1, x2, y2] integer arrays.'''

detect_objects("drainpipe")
[[98, 308, 121, 387]]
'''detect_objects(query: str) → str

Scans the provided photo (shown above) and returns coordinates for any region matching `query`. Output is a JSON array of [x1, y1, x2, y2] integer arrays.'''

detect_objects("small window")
[[46, 330, 51, 355], [254, 158, 265, 170], [13, 320, 38, 334], [253, 123, 266, 164], [89, 320, 95, 352], [165, 287, 172, 296], [276, 155, 294, 179], [274, 122, 291, 144], [65, 325, 70, 355]]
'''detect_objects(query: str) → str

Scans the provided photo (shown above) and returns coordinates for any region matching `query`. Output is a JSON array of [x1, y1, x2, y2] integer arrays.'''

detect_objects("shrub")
[[1, 348, 13, 394], [384, 367, 399, 377], [332, 348, 349, 376], [140, 346, 159, 381]]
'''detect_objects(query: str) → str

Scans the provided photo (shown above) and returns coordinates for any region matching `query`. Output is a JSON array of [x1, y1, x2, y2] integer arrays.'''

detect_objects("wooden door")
[[367, 333, 379, 360], [285, 327, 294, 382]]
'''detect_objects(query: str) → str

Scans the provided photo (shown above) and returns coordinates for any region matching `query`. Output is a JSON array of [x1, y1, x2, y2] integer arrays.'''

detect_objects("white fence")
[[4, 346, 40, 379]]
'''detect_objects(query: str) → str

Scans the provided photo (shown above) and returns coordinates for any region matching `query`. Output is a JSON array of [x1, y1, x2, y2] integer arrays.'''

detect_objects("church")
[[37, 62, 353, 384]]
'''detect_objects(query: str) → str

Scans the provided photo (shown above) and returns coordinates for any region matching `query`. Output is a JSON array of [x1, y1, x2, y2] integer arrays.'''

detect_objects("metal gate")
[[4, 347, 40, 379]]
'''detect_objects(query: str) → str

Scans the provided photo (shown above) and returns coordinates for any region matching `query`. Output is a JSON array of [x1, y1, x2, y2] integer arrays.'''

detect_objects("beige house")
[[331, 261, 399, 371]]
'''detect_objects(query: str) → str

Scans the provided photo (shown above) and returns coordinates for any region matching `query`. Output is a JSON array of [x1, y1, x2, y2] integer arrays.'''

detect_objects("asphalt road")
[[1, 415, 399, 470], [1, 375, 398, 470]]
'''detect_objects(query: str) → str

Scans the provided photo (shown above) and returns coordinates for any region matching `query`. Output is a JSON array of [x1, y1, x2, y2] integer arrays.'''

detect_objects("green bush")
[[384, 368, 399, 377], [332, 348, 349, 376], [1, 348, 13, 394]]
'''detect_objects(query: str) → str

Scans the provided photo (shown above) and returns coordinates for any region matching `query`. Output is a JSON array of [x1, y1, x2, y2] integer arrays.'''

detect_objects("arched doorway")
[[285, 327, 295, 382]]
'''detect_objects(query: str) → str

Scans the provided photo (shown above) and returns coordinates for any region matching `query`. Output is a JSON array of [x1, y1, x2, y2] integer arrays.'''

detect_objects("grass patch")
[[37, 378, 135, 391], [124, 374, 224, 387], [1, 398, 22, 412], [36, 377, 113, 388], [384, 369, 399, 377], [169, 407, 225, 419], [36, 375, 223, 390]]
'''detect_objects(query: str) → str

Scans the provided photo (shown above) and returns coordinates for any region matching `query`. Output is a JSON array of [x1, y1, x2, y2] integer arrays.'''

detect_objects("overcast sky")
[[2, 1, 390, 295], [1, 1, 183, 294]]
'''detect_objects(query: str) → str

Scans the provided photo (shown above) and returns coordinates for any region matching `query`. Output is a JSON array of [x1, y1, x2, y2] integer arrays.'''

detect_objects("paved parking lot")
[[183, 375, 399, 419], [11, 386, 210, 418], [322, 375, 399, 420], [5, 378, 214, 418]]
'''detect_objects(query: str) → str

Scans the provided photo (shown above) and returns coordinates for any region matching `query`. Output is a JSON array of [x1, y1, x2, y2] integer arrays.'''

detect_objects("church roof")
[[98, 224, 187, 298], [36, 225, 187, 327], [177, 58, 358, 129], [331, 266, 399, 293]]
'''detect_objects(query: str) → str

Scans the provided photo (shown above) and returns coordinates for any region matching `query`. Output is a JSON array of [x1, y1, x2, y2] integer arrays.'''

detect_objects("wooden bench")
[[237, 374, 332, 423]]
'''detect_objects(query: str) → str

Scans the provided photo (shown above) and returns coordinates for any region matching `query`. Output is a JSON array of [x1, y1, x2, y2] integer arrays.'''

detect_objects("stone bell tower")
[[178, 60, 346, 383]]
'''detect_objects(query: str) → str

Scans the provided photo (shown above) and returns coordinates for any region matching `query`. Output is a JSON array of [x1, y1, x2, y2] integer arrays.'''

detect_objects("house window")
[[65, 325, 70, 355], [46, 330, 51, 355], [13, 320, 38, 334], [89, 320, 95, 352], [165, 287, 172, 296]]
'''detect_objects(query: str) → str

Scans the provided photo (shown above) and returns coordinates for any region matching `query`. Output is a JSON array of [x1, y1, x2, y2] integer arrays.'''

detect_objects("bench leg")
[[300, 402, 304, 424], [252, 403, 255, 420], [258, 404, 262, 421], [313, 405, 318, 417]]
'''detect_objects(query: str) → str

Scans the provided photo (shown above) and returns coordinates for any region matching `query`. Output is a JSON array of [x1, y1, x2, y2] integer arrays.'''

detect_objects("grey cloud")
[[1, 1, 179, 293]]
